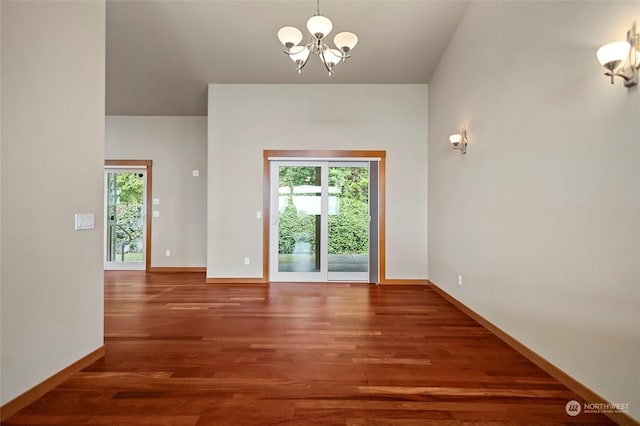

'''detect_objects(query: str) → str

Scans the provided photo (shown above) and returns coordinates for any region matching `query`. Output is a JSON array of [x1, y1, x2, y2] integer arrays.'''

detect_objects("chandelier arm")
[[298, 55, 311, 72], [320, 48, 333, 74], [307, 36, 316, 48]]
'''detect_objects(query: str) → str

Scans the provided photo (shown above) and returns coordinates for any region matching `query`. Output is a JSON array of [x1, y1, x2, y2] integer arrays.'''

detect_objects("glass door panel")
[[271, 164, 327, 281], [328, 163, 369, 281], [104, 169, 146, 270]]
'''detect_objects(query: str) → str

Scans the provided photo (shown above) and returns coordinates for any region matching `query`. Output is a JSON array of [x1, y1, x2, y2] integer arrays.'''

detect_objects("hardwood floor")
[[4, 272, 615, 425]]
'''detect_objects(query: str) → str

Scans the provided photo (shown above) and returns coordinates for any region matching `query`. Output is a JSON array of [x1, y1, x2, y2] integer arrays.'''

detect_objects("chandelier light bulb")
[[321, 48, 343, 66], [307, 15, 333, 39], [333, 32, 358, 53], [277, 26, 303, 48], [289, 45, 310, 64]]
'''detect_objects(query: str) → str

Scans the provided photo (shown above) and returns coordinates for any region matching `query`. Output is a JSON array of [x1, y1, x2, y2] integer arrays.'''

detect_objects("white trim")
[[104, 262, 145, 271], [105, 165, 149, 170], [320, 164, 329, 276], [268, 157, 381, 162], [329, 161, 369, 168], [326, 273, 369, 281]]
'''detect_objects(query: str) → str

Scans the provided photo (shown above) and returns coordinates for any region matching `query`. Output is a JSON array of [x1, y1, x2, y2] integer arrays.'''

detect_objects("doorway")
[[104, 161, 152, 271], [269, 160, 376, 282]]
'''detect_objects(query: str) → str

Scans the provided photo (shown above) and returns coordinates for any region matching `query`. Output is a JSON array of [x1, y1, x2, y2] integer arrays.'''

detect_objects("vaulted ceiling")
[[106, 1, 469, 116]]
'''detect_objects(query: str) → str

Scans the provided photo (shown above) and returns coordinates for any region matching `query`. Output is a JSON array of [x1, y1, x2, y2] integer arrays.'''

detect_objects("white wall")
[[106, 116, 207, 268], [428, 1, 639, 420], [208, 84, 428, 280], [1, 0, 105, 405]]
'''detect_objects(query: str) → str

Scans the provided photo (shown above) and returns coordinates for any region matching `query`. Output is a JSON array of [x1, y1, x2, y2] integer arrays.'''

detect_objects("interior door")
[[269, 161, 370, 282], [104, 168, 147, 270]]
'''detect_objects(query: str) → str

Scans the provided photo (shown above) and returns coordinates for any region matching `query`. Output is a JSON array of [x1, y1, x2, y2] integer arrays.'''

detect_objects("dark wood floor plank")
[[4, 271, 615, 425]]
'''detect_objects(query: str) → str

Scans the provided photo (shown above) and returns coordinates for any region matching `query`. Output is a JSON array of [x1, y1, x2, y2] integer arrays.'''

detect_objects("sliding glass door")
[[270, 161, 369, 282]]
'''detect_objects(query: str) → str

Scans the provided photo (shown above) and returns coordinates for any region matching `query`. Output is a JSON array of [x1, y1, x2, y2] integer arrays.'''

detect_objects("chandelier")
[[276, 0, 358, 75]]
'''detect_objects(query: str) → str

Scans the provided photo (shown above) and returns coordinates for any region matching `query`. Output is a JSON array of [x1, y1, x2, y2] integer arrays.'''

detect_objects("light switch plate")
[[153, 198, 160, 205], [192, 170, 200, 177], [153, 211, 160, 218], [74, 213, 94, 230]]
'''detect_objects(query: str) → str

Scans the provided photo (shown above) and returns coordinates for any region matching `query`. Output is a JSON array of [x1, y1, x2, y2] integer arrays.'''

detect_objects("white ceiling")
[[106, 0, 469, 116]]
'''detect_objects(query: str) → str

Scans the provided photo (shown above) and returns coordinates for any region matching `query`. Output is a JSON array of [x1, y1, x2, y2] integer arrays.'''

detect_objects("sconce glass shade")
[[596, 41, 631, 69], [307, 15, 333, 39], [289, 45, 310, 63], [334, 32, 358, 53], [278, 26, 303, 48], [449, 134, 462, 146]]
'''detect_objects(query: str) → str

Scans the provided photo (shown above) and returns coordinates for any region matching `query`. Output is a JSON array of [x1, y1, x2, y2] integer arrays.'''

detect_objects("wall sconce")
[[596, 23, 639, 87], [449, 128, 468, 154]]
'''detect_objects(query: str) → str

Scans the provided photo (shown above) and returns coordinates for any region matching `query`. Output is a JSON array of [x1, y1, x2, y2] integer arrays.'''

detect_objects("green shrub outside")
[[278, 166, 369, 255]]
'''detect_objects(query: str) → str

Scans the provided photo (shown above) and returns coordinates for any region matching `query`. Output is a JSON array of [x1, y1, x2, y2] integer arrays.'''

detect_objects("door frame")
[[105, 160, 153, 272], [263, 150, 386, 283]]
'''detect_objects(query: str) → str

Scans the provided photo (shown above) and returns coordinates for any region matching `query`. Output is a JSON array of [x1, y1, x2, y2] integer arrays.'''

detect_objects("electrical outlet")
[[244, 257, 250, 265], [165, 250, 171, 257], [457, 274, 463, 286]]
